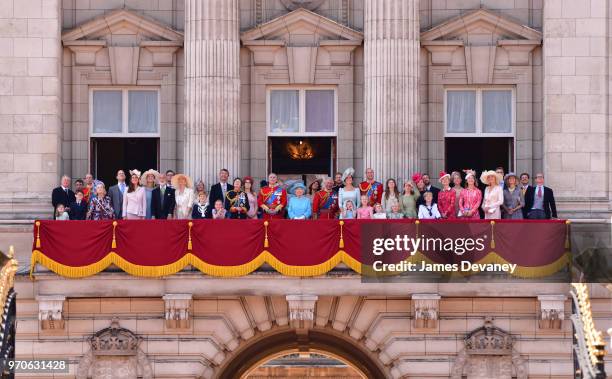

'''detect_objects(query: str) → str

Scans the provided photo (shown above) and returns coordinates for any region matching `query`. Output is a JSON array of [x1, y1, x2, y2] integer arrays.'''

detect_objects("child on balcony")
[[340, 199, 355, 219], [211, 199, 227, 219], [387, 200, 403, 219], [418, 191, 441, 219], [192, 191, 208, 220], [356, 195, 373, 219], [372, 203, 387, 219], [55, 204, 69, 220]]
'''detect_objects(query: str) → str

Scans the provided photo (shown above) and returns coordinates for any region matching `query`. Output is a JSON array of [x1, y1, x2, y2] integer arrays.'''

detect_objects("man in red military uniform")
[[312, 177, 339, 219], [257, 172, 287, 220], [359, 167, 383, 206]]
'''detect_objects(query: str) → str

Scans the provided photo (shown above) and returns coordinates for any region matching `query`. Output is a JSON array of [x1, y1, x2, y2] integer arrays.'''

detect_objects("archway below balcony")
[[214, 327, 388, 379]]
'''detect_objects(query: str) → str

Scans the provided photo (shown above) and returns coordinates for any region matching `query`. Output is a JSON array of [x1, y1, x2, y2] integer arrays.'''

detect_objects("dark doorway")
[[91, 138, 159, 187], [445, 137, 514, 174], [269, 137, 335, 176]]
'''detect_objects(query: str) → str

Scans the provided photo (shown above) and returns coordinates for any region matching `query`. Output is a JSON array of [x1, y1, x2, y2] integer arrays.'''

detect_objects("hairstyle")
[[75, 189, 84, 195], [496, 166, 505, 172], [197, 191, 207, 198], [55, 203, 65, 216], [520, 172, 530, 179], [423, 190, 433, 201], [308, 179, 321, 195], [384, 178, 399, 200], [232, 177, 242, 189], [402, 181, 415, 195], [214, 199, 223, 205], [220, 168, 230, 175], [127, 174, 140, 193], [75, 179, 84, 185], [165, 170, 175, 175], [345, 199, 354, 209]]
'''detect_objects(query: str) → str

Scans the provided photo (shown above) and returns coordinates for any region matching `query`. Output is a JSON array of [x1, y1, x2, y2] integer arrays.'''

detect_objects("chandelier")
[[286, 139, 314, 160]]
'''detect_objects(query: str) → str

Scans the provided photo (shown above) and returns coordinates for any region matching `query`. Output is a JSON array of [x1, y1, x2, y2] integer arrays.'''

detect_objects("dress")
[[452, 187, 463, 216], [356, 206, 373, 219], [257, 184, 287, 220], [381, 192, 400, 214], [145, 187, 154, 219], [287, 196, 312, 219], [387, 212, 403, 219], [458, 188, 482, 220], [340, 209, 355, 220], [437, 188, 456, 219], [122, 187, 147, 219], [372, 212, 387, 219], [174, 187, 195, 220], [400, 192, 419, 218], [359, 181, 383, 206], [482, 185, 503, 220], [245, 192, 258, 219], [503, 186, 523, 219], [418, 204, 441, 219], [225, 190, 250, 219], [87, 195, 115, 220], [338, 187, 360, 210], [56, 211, 70, 220]]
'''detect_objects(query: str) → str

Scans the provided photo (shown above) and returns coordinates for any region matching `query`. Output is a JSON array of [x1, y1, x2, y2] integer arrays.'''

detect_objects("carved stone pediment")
[[464, 318, 513, 355], [241, 8, 363, 83], [90, 319, 141, 356]]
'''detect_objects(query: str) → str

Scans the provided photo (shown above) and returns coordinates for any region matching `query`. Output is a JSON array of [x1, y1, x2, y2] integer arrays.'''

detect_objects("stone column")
[[363, 0, 419, 184], [184, 0, 241, 187]]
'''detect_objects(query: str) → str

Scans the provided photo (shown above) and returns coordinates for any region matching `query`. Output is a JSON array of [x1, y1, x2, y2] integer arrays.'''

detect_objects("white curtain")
[[128, 91, 159, 133], [446, 90, 476, 133], [482, 90, 512, 133], [93, 91, 122, 133], [270, 90, 299, 133], [305, 90, 334, 132]]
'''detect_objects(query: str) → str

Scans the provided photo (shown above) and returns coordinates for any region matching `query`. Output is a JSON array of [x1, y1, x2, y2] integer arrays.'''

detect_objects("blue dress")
[[287, 196, 312, 219], [145, 187, 154, 219]]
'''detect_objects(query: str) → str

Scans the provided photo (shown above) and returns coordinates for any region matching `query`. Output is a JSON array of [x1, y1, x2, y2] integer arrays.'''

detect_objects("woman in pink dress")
[[436, 171, 456, 219], [459, 170, 482, 220], [243, 176, 258, 219]]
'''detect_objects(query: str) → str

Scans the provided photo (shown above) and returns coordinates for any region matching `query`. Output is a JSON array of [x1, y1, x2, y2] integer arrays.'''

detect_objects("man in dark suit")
[[519, 172, 531, 198], [51, 175, 75, 219], [108, 170, 127, 220], [421, 173, 440, 203], [523, 173, 557, 219], [206, 168, 231, 218], [151, 173, 176, 219], [69, 190, 88, 220]]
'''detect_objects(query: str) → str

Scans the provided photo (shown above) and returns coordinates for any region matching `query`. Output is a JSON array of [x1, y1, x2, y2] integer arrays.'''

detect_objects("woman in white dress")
[[338, 167, 360, 213], [480, 170, 504, 220], [122, 169, 147, 220], [172, 173, 195, 220]]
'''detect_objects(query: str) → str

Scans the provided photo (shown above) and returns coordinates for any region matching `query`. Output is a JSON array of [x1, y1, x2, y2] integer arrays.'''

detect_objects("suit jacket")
[[151, 185, 176, 219], [108, 184, 125, 220], [68, 201, 88, 220], [206, 182, 230, 218], [523, 185, 557, 219], [51, 186, 75, 217]]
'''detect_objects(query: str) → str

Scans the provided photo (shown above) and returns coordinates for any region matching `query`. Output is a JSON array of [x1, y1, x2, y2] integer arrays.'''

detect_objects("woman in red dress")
[[458, 170, 482, 220], [436, 171, 456, 219]]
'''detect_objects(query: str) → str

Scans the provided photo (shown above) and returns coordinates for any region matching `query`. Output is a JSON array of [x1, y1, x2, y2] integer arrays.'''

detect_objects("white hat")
[[129, 169, 142, 178], [480, 170, 503, 185], [341, 167, 355, 182], [140, 169, 160, 186]]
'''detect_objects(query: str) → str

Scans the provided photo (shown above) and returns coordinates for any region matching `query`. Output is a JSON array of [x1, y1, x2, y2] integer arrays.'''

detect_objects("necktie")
[[537, 186, 543, 198], [120, 183, 125, 194], [161, 185, 165, 206], [64, 188, 68, 195]]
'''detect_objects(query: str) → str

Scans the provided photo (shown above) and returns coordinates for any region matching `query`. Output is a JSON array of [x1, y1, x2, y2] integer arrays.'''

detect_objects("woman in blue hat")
[[287, 182, 311, 220]]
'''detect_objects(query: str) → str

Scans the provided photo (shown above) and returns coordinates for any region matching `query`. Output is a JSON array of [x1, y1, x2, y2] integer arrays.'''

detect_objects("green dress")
[[400, 192, 420, 218]]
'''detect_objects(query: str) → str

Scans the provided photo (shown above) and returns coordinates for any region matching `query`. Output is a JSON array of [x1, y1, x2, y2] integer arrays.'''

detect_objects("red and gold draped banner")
[[30, 219, 571, 278]]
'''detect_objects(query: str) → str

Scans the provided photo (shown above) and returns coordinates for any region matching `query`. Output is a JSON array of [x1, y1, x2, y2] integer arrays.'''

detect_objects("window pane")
[[128, 91, 159, 133], [270, 90, 299, 133], [446, 91, 476, 133], [305, 90, 334, 133], [93, 91, 122, 133], [482, 90, 512, 133]]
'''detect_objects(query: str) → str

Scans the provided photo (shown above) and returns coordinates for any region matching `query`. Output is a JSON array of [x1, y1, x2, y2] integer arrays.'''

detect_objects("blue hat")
[[289, 182, 306, 195]]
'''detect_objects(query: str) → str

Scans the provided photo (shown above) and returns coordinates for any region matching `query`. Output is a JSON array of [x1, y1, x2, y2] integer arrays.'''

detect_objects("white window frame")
[[266, 86, 338, 137], [444, 86, 516, 138], [89, 87, 161, 138]]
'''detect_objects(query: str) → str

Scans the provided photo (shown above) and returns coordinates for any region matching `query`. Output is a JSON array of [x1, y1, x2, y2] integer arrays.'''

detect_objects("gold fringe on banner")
[[490, 220, 495, 249], [263, 221, 269, 248], [187, 222, 193, 251], [111, 221, 117, 249], [339, 221, 345, 249], [565, 220, 571, 249], [35, 221, 41, 248]]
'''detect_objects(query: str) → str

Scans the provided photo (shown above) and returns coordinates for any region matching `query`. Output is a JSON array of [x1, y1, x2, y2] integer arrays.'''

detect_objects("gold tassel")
[[111, 221, 117, 249], [339, 221, 345, 249], [187, 221, 193, 250], [490, 220, 495, 249], [565, 220, 571, 249], [35, 221, 41, 248], [264, 221, 269, 248]]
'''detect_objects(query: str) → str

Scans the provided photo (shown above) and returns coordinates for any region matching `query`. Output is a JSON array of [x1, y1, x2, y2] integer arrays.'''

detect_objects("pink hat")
[[412, 172, 422, 183], [438, 170, 450, 183]]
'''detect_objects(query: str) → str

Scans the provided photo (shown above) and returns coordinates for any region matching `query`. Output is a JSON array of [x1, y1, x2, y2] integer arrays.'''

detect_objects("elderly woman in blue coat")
[[287, 182, 312, 219]]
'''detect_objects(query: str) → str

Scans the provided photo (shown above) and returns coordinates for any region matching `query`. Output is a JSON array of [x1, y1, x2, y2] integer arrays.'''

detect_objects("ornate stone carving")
[[412, 294, 440, 329], [537, 294, 565, 330], [280, 0, 325, 11], [36, 295, 65, 330], [77, 319, 153, 379], [451, 318, 527, 379], [163, 294, 192, 329], [286, 294, 318, 329]]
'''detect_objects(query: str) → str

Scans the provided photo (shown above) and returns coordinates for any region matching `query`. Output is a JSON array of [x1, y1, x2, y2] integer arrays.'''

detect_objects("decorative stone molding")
[[280, 0, 325, 11], [286, 294, 318, 329], [421, 40, 463, 66], [537, 294, 565, 330], [63, 41, 106, 66], [412, 294, 441, 329], [451, 317, 527, 379], [36, 295, 65, 330], [498, 40, 541, 66], [140, 41, 182, 66], [77, 319, 153, 379], [163, 294, 193, 329]]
